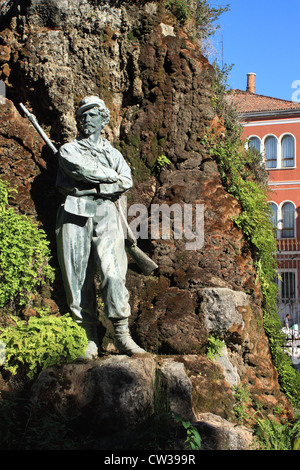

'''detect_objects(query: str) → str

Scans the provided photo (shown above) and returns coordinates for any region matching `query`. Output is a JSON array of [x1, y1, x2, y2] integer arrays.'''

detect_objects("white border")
[[243, 118, 300, 127]]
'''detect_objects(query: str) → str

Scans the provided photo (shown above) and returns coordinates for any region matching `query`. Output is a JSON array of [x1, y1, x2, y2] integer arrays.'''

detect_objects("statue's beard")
[[81, 124, 104, 136], [82, 125, 96, 136]]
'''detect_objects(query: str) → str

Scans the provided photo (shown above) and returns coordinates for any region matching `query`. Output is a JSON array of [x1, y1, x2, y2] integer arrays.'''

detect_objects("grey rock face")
[[214, 346, 240, 387], [201, 288, 246, 336]]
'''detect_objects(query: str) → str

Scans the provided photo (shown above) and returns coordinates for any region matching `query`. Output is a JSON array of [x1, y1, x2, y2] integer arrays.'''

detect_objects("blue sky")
[[210, 0, 300, 101]]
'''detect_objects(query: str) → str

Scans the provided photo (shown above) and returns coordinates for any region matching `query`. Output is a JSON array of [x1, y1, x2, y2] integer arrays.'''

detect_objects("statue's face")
[[80, 107, 105, 136]]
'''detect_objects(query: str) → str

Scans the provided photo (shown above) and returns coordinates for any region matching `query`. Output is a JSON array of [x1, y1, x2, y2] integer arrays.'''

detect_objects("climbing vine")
[[204, 64, 300, 407]]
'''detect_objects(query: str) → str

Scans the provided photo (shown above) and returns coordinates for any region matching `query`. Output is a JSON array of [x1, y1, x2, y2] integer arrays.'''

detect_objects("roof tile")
[[227, 89, 300, 114]]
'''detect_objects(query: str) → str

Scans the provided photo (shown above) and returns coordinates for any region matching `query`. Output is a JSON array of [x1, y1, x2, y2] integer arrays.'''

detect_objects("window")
[[281, 135, 295, 167], [249, 136, 260, 151], [280, 271, 296, 302], [264, 136, 277, 168], [281, 202, 295, 238], [269, 202, 278, 231]]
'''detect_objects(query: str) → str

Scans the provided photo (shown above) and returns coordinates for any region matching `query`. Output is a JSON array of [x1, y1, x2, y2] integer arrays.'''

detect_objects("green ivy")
[[204, 133, 278, 305], [0, 313, 88, 379], [206, 64, 300, 407], [0, 177, 55, 309]]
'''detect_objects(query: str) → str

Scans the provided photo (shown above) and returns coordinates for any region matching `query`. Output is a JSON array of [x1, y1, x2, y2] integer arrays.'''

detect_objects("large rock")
[[201, 287, 247, 338], [30, 355, 195, 434], [195, 413, 255, 450], [30, 355, 255, 450]]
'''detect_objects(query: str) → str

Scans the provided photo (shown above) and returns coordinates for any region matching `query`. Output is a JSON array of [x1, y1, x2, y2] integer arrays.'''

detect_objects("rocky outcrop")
[[31, 355, 159, 433], [30, 354, 255, 450], [0, 0, 294, 438], [195, 412, 255, 450], [0, 98, 46, 216]]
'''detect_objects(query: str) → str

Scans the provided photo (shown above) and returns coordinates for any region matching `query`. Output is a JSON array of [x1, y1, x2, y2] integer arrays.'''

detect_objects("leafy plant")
[[125, 368, 201, 450], [174, 414, 201, 450], [206, 335, 225, 361], [232, 384, 252, 423], [165, 0, 230, 39], [0, 177, 55, 309], [0, 178, 16, 211], [151, 154, 171, 176], [254, 413, 300, 450], [165, 0, 191, 23], [195, 0, 230, 40], [0, 312, 88, 379]]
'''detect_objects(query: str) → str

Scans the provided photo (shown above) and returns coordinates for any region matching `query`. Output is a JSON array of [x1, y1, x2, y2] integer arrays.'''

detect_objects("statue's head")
[[77, 96, 110, 136]]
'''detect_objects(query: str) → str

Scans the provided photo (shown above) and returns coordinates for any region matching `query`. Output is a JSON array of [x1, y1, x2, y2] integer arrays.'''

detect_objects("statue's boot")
[[112, 318, 147, 356], [81, 323, 99, 359]]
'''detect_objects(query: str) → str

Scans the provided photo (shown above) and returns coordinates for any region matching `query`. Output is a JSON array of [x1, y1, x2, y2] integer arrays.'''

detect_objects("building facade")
[[228, 74, 300, 327]]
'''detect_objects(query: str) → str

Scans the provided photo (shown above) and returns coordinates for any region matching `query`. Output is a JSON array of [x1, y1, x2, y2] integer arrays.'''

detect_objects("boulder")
[[195, 412, 255, 450], [30, 355, 195, 434], [30, 355, 255, 450]]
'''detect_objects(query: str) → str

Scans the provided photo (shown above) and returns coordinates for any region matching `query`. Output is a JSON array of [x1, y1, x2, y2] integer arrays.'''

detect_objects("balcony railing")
[[277, 238, 299, 253]]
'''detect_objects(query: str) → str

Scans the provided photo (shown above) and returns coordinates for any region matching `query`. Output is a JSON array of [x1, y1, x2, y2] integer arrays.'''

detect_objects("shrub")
[[0, 177, 55, 309], [165, 0, 230, 39], [165, 0, 191, 23], [0, 312, 88, 379]]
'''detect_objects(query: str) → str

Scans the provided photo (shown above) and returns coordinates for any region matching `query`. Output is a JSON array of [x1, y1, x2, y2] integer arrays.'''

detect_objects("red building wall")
[[241, 116, 300, 316]]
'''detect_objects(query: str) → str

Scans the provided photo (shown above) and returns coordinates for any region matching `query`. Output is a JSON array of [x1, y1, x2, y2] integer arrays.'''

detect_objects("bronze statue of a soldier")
[[55, 96, 146, 358]]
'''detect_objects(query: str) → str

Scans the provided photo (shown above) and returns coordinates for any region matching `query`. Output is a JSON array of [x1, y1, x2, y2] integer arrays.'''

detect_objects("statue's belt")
[[63, 195, 115, 217]]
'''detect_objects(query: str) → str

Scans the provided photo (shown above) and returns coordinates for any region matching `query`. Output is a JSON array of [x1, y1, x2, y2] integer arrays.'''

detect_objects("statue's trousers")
[[56, 197, 131, 325]]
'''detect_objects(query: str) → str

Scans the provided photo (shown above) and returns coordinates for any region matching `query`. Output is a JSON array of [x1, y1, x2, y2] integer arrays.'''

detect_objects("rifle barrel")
[[19, 105, 158, 274], [19, 103, 58, 155]]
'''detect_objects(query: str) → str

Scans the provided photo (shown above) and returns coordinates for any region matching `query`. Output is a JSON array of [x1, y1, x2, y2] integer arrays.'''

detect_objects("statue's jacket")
[[56, 136, 133, 217], [55, 136, 132, 323]]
